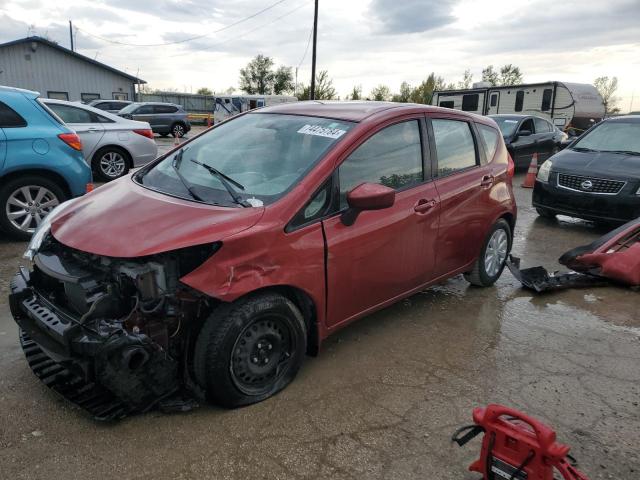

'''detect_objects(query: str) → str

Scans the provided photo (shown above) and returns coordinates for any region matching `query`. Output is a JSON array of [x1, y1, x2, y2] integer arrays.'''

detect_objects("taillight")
[[133, 129, 154, 139], [507, 153, 515, 178], [58, 132, 83, 151], [86, 183, 95, 193]]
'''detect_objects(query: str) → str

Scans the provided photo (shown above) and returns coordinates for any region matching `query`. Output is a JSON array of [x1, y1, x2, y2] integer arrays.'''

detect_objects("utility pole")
[[309, 0, 318, 100], [69, 20, 74, 51]]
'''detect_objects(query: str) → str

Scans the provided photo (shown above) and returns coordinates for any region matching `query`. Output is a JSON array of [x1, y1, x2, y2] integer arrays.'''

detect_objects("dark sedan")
[[533, 115, 640, 224], [490, 114, 565, 169]]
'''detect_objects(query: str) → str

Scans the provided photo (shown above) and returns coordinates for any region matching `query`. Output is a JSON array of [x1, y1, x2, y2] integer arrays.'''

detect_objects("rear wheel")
[[0, 175, 67, 240], [194, 293, 306, 408], [92, 146, 130, 182], [464, 219, 512, 287], [171, 122, 186, 138]]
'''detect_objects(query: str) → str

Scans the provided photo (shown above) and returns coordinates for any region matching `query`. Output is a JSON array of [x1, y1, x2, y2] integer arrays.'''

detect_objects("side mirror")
[[517, 129, 532, 137], [341, 183, 395, 226]]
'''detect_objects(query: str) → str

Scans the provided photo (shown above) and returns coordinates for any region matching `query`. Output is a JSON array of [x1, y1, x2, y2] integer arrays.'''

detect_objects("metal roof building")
[[0, 36, 145, 103]]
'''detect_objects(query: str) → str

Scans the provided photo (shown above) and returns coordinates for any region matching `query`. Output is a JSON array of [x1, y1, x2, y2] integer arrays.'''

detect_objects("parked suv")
[[88, 99, 132, 114], [118, 102, 191, 137], [0, 86, 91, 240], [10, 102, 516, 419]]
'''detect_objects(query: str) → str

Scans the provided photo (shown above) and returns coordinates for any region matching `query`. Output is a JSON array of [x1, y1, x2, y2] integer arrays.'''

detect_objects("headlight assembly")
[[23, 201, 71, 261], [537, 160, 553, 183]]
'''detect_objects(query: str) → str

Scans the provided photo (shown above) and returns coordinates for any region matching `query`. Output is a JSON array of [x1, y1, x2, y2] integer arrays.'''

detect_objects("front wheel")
[[194, 293, 306, 408], [171, 122, 186, 138], [464, 219, 512, 287]]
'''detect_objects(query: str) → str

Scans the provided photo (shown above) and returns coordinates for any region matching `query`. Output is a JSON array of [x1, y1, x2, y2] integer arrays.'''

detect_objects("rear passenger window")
[[136, 105, 154, 114], [462, 94, 479, 111], [534, 117, 551, 133], [155, 105, 178, 114], [46, 104, 94, 124], [0, 101, 27, 127], [432, 119, 477, 176], [477, 124, 500, 161], [515, 91, 525, 112], [339, 120, 423, 208]]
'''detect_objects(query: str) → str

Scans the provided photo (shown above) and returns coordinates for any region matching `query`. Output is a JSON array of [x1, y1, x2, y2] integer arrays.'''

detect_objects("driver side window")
[[519, 118, 535, 134], [338, 120, 423, 209]]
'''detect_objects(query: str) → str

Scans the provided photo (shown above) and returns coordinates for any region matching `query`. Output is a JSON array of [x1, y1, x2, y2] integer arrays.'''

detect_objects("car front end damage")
[[9, 233, 219, 420]]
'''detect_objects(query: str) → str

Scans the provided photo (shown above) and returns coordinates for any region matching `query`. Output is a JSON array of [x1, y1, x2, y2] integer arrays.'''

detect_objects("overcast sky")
[[1, 0, 638, 111]]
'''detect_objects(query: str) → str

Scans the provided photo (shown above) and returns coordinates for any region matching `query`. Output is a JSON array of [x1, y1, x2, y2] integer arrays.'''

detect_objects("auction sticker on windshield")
[[298, 124, 347, 139]]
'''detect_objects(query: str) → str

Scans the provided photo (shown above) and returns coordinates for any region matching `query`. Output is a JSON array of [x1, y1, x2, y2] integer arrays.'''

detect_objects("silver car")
[[42, 99, 158, 181]]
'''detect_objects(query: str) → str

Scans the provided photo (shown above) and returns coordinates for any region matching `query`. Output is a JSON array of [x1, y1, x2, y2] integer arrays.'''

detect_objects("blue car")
[[0, 86, 92, 239]]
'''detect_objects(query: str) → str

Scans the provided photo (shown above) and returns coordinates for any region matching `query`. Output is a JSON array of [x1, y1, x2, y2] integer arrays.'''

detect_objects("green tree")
[[349, 85, 362, 100], [298, 70, 338, 100], [593, 76, 620, 115], [392, 81, 412, 102], [274, 66, 294, 95], [457, 69, 473, 89], [482, 65, 499, 86], [239, 54, 294, 95], [196, 87, 213, 95], [499, 64, 523, 86], [409, 73, 444, 104], [370, 84, 391, 101]]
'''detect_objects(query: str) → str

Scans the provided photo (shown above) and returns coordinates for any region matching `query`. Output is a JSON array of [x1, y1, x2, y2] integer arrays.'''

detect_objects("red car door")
[[322, 118, 440, 329], [428, 115, 495, 277]]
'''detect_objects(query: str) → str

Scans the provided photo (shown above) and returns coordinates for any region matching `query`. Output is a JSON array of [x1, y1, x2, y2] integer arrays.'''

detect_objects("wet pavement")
[[0, 172, 638, 479]]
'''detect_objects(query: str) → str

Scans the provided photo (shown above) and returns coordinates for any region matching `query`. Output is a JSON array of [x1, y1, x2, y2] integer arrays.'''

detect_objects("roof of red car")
[[259, 100, 488, 123]]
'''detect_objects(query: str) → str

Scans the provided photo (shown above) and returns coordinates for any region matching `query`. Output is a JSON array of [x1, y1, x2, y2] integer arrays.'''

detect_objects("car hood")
[[50, 178, 265, 258], [551, 149, 640, 178]]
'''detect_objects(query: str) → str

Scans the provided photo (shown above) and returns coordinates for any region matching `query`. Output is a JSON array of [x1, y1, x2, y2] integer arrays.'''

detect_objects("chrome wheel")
[[5, 186, 60, 234], [172, 124, 185, 138], [99, 151, 126, 178], [484, 228, 508, 277]]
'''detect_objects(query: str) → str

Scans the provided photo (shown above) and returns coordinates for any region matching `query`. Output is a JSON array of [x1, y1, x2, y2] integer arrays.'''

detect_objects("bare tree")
[[594, 76, 621, 115], [457, 69, 473, 89], [499, 64, 523, 86], [298, 71, 338, 100], [482, 65, 499, 86]]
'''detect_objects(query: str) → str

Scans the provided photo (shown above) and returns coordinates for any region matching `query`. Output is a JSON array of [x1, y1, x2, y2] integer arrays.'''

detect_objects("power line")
[[296, 23, 313, 69], [165, 1, 311, 58], [74, 0, 290, 47]]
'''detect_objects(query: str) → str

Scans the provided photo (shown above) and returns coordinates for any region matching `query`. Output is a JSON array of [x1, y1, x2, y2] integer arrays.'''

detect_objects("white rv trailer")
[[213, 94, 297, 123], [431, 81, 605, 131]]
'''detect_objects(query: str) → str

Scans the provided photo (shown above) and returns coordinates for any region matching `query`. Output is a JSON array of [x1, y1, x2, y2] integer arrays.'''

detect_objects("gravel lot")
[[0, 154, 638, 479]]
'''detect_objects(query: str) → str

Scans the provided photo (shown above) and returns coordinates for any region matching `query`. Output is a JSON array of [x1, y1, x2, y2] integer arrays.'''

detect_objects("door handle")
[[480, 175, 494, 188], [414, 199, 437, 213], [87, 127, 100, 132]]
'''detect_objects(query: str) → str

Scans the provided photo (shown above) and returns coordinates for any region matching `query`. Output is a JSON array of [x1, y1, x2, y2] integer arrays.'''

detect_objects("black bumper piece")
[[10, 270, 184, 421]]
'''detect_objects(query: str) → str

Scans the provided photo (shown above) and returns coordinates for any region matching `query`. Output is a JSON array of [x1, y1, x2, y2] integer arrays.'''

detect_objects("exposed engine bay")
[[9, 233, 219, 420]]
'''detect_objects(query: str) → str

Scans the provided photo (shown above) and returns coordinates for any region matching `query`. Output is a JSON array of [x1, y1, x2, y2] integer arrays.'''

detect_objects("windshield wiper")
[[603, 150, 640, 156], [171, 148, 205, 202], [189, 159, 250, 207], [571, 147, 601, 153]]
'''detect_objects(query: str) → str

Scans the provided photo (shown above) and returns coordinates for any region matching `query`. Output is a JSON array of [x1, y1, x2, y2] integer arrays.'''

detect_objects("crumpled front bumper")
[[9, 268, 182, 421]]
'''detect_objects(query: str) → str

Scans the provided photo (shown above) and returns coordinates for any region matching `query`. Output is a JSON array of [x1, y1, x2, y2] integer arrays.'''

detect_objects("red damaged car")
[[9, 102, 517, 419]]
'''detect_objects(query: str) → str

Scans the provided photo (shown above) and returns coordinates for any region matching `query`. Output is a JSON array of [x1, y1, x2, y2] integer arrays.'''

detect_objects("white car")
[[42, 99, 158, 181]]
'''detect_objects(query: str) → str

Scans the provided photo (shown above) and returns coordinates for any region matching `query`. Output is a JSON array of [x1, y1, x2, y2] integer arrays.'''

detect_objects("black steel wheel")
[[194, 293, 306, 408]]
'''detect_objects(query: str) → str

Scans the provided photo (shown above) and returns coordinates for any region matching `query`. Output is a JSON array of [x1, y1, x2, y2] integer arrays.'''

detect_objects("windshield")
[[490, 117, 520, 137], [572, 121, 640, 154], [119, 103, 140, 114], [137, 113, 354, 206]]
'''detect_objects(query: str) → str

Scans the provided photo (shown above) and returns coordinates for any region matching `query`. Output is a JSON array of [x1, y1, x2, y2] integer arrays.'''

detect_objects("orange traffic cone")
[[521, 153, 538, 188], [173, 132, 181, 146]]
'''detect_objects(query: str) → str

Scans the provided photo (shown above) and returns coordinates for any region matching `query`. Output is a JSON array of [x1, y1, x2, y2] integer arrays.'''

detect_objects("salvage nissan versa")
[[9, 102, 517, 420]]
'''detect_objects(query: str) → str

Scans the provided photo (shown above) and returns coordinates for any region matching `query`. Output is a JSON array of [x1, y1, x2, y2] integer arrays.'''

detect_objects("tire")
[[92, 146, 130, 182], [194, 293, 307, 408], [464, 219, 512, 287], [0, 175, 67, 240], [171, 122, 186, 138], [536, 207, 556, 219]]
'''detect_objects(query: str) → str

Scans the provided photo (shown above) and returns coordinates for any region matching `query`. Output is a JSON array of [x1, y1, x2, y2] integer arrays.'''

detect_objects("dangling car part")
[[452, 404, 590, 480], [507, 217, 640, 292]]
